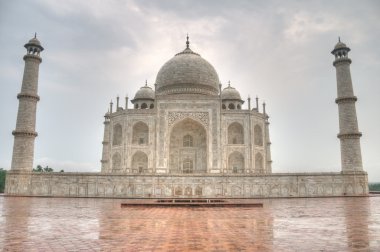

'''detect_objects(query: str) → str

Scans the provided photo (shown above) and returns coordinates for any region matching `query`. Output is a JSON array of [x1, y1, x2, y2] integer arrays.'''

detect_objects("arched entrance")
[[131, 151, 148, 173], [228, 151, 244, 173], [169, 118, 207, 173]]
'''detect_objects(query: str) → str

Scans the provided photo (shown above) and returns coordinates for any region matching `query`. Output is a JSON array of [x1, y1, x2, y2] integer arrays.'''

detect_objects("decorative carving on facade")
[[168, 111, 209, 127]]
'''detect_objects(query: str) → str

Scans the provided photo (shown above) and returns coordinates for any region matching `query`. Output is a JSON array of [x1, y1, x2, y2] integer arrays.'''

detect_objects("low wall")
[[5, 171, 368, 198]]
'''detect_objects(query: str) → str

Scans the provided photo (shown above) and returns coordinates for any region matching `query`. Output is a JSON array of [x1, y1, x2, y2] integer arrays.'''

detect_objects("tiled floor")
[[0, 196, 379, 251]]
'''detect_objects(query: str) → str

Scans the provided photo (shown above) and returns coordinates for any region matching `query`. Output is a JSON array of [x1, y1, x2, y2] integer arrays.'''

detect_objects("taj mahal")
[[5, 35, 368, 198], [101, 36, 271, 176]]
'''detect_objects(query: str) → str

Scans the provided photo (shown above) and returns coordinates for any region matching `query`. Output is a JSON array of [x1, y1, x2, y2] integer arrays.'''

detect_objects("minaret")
[[332, 39, 363, 172], [10, 35, 44, 172], [263, 103, 272, 173], [101, 111, 111, 172]]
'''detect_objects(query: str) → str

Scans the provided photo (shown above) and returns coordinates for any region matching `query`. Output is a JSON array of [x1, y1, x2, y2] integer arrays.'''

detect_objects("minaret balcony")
[[335, 96, 357, 104], [17, 93, 40, 101], [12, 130, 38, 137], [333, 57, 352, 66], [337, 132, 362, 139]]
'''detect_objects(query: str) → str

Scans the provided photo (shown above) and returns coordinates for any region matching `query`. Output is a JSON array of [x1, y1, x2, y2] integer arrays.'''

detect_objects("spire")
[[34, 32, 37, 39], [338, 36, 341, 42], [228, 80, 231, 87], [145, 80, 147, 86], [263, 102, 266, 115], [175, 34, 199, 56]]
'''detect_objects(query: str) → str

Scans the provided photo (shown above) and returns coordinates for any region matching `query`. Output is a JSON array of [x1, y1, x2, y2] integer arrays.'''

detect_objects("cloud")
[[284, 12, 341, 43]]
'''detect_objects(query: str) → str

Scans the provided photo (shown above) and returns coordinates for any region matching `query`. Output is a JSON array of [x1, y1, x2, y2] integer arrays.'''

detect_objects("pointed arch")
[[141, 103, 148, 109], [132, 121, 149, 145], [228, 151, 244, 173], [131, 151, 148, 173], [175, 186, 182, 196], [228, 122, 244, 144], [169, 118, 207, 173], [185, 186, 192, 196], [112, 124, 122, 146], [254, 125, 263, 146]]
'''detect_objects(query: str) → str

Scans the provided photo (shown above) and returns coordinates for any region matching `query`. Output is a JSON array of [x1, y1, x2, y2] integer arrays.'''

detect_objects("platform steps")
[[121, 199, 263, 207]]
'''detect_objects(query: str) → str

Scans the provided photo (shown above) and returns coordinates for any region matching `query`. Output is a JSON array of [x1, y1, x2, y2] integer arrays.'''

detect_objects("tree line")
[[0, 166, 64, 193], [0, 168, 6, 193]]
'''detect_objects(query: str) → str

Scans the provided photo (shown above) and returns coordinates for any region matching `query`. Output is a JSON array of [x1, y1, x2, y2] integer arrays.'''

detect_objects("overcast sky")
[[0, 0, 379, 181]]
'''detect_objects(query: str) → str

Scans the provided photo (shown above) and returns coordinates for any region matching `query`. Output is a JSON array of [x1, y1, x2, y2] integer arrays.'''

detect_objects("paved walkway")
[[0, 196, 379, 251]]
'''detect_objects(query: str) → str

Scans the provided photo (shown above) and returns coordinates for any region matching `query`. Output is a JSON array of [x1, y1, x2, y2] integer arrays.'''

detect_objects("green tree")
[[43, 166, 53, 172], [33, 165, 54, 172], [0, 168, 6, 193], [369, 183, 380, 191], [33, 165, 43, 172]]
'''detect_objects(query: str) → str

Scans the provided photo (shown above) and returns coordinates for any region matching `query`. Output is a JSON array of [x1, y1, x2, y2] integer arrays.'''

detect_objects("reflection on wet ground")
[[0, 196, 379, 251]]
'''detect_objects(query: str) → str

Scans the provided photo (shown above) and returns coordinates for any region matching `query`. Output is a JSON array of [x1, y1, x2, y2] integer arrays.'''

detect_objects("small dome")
[[334, 41, 347, 50], [134, 84, 155, 100], [155, 39, 220, 96], [28, 37, 41, 46], [221, 84, 242, 100]]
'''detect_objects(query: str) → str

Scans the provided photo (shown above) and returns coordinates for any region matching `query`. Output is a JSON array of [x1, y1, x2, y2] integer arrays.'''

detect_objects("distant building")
[[5, 35, 368, 198]]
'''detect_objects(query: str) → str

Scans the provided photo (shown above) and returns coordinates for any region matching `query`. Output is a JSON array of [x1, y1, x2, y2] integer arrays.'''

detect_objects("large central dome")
[[155, 39, 220, 96]]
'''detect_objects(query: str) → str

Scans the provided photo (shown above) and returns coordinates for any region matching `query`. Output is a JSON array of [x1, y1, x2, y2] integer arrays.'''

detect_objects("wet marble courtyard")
[[0, 196, 379, 251]]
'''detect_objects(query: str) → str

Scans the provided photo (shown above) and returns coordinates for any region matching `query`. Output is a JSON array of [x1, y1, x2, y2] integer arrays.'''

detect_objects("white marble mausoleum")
[[101, 37, 271, 176]]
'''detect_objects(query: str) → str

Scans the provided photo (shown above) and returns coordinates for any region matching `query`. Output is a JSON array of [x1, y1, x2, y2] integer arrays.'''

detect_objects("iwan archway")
[[169, 118, 207, 173]]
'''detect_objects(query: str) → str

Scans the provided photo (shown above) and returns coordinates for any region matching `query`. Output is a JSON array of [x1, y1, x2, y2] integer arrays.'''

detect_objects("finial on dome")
[[186, 34, 189, 49], [338, 36, 341, 43], [228, 80, 231, 87], [145, 80, 147, 86], [34, 32, 37, 39]]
